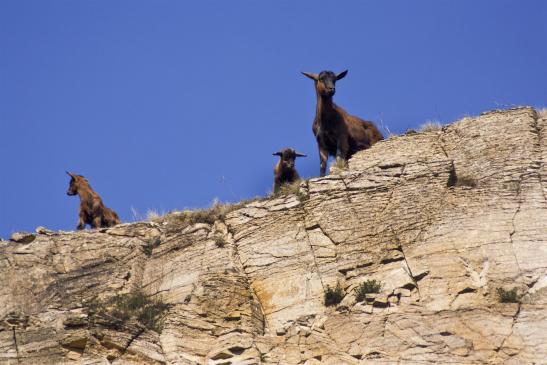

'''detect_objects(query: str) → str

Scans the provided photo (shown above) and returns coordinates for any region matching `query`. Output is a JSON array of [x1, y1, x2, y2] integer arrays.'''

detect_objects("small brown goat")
[[302, 70, 384, 176], [272, 148, 306, 194], [66, 172, 121, 230]]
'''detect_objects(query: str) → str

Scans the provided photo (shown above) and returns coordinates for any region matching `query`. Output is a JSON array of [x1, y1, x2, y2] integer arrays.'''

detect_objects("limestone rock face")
[[1, 108, 546, 364]]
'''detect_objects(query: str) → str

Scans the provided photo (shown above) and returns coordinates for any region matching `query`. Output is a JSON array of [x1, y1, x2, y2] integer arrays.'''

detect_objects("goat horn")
[[301, 72, 318, 81], [336, 70, 348, 80], [66, 171, 74, 177]]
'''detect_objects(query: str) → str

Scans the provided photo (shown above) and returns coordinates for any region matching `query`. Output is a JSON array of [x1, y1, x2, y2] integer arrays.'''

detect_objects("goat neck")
[[76, 185, 99, 206], [315, 90, 337, 121], [279, 166, 296, 181]]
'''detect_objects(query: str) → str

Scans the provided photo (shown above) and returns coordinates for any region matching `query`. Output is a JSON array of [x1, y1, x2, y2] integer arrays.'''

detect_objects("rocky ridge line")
[[0, 107, 546, 364]]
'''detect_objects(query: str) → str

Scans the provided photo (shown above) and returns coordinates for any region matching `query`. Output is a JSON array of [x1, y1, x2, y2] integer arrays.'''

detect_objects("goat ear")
[[272, 152, 283, 156], [295, 152, 307, 158], [301, 72, 318, 81], [336, 70, 348, 80]]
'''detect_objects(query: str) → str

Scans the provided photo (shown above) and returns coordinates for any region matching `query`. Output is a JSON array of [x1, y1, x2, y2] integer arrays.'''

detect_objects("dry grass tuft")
[[153, 198, 261, 230], [271, 181, 302, 198], [419, 120, 443, 132], [271, 181, 310, 203], [377, 114, 394, 138], [130, 207, 167, 222], [146, 210, 165, 221], [333, 158, 348, 170]]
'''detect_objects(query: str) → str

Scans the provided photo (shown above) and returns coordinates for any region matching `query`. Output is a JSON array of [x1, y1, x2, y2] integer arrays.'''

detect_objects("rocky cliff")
[[1, 107, 546, 365]]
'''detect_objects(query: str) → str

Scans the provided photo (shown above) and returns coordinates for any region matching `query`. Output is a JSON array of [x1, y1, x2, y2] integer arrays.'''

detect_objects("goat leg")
[[92, 216, 102, 229], [76, 212, 86, 230], [335, 139, 350, 169], [336, 139, 349, 161], [273, 180, 280, 194], [319, 145, 329, 177]]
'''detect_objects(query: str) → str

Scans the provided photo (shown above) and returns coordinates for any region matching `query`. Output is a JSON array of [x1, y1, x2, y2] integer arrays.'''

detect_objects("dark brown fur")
[[272, 148, 306, 193], [66, 172, 121, 230], [302, 70, 384, 176]]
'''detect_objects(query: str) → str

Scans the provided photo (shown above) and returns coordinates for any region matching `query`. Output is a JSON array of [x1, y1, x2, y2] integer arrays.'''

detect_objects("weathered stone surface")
[[0, 107, 545, 364], [9, 232, 36, 244]]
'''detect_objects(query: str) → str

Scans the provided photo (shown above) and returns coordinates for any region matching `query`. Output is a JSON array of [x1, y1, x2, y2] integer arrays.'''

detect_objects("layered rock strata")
[[1, 108, 546, 364]]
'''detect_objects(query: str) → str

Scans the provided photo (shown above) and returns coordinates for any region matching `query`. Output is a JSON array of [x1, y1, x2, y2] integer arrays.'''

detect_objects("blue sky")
[[1, 1, 546, 238]]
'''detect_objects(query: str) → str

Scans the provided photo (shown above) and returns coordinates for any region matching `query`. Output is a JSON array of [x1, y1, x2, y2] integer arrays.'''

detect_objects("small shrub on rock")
[[89, 290, 170, 332], [496, 287, 519, 303], [355, 279, 382, 302], [324, 281, 345, 307], [213, 236, 228, 248], [296, 190, 310, 203], [455, 175, 478, 188]]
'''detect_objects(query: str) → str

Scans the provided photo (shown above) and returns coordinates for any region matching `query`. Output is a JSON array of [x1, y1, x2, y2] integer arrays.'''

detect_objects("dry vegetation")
[[271, 181, 301, 197], [454, 175, 478, 188], [332, 158, 348, 170], [496, 287, 519, 303], [419, 120, 443, 132], [88, 290, 170, 332], [146, 210, 165, 221], [213, 235, 228, 248], [150, 199, 262, 231], [270, 181, 310, 203], [324, 281, 345, 307], [355, 279, 382, 302]]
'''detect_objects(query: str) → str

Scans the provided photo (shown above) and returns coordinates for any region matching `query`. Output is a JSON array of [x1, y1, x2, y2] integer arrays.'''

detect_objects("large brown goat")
[[66, 172, 121, 230], [302, 70, 384, 176], [272, 148, 306, 194]]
